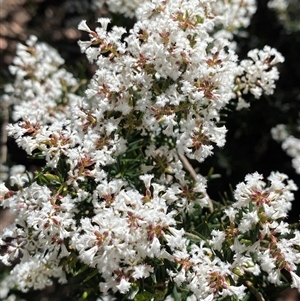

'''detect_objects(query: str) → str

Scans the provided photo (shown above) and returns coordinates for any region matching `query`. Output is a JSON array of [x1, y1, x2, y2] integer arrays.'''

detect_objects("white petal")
[[78, 20, 91, 33], [290, 271, 300, 291]]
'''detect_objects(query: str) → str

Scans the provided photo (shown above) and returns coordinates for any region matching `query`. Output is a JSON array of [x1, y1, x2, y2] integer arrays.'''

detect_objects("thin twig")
[[178, 153, 214, 213]]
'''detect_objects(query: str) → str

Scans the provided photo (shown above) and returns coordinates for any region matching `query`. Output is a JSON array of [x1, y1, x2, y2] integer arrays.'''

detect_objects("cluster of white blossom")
[[73, 175, 193, 294], [210, 0, 257, 41], [0, 165, 31, 204], [0, 273, 25, 301], [77, 3, 239, 166], [268, 0, 288, 12], [0, 182, 73, 290], [170, 172, 299, 299], [168, 242, 248, 300], [92, 0, 258, 36], [272, 123, 300, 174], [2, 35, 82, 125], [268, 0, 300, 32], [0, 0, 298, 300], [0, 34, 81, 188], [231, 172, 300, 289], [235, 46, 285, 109]]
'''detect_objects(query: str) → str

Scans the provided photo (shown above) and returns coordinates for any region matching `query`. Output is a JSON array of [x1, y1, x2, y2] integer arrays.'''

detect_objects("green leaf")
[[74, 264, 89, 276], [83, 268, 99, 282], [172, 285, 182, 301], [81, 291, 89, 299], [185, 231, 204, 242], [134, 291, 154, 301], [196, 15, 203, 24], [185, 10, 189, 19], [241, 292, 251, 301], [151, 270, 157, 284], [43, 173, 61, 183]]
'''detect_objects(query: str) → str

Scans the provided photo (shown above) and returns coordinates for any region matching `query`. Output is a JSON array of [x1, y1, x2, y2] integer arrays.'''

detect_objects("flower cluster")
[[93, 0, 258, 38], [2, 35, 82, 125], [230, 172, 300, 288], [268, 0, 288, 12], [210, 0, 257, 40], [268, 0, 300, 32], [0, 273, 26, 301], [234, 46, 285, 109], [168, 172, 299, 300], [73, 176, 190, 294], [78, 2, 240, 166], [272, 123, 300, 174], [0, 0, 299, 300]]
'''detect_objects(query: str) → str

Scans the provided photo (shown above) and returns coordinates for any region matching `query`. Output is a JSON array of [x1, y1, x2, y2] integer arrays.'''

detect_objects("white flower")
[[0, 183, 9, 199], [78, 20, 92, 32], [290, 271, 300, 291], [209, 230, 226, 250], [236, 46, 284, 107], [268, 0, 288, 11], [173, 269, 186, 286], [238, 211, 259, 233], [9, 254, 67, 292], [132, 264, 153, 279], [224, 207, 237, 223], [116, 278, 131, 294], [268, 269, 282, 285], [258, 250, 276, 273], [97, 18, 111, 30], [222, 284, 247, 299], [289, 230, 300, 246], [272, 120, 300, 174], [211, 0, 257, 35], [139, 174, 154, 188]]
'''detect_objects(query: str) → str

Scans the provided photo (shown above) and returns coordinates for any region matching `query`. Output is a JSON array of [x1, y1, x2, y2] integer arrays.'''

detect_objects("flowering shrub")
[[0, 0, 299, 300]]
